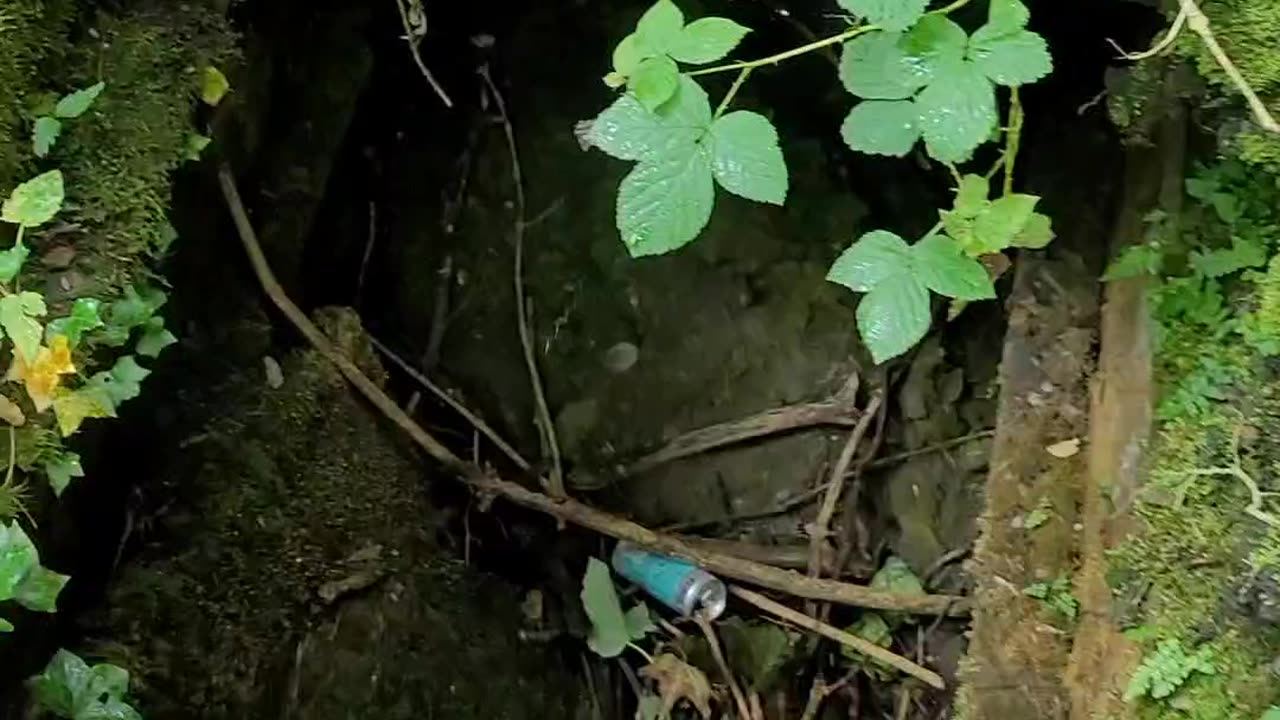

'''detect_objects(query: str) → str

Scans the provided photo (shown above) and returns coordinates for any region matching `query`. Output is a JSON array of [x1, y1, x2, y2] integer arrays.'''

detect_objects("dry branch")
[[808, 392, 882, 585]]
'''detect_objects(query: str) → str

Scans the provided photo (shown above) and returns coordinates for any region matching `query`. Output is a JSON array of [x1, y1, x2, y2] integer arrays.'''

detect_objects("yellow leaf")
[[0, 395, 24, 426], [200, 66, 230, 106], [51, 388, 112, 436], [7, 335, 75, 412]]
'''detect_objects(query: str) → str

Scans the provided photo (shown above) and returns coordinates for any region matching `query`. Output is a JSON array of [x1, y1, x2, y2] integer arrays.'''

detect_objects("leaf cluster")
[[0, 520, 69, 632], [32, 82, 105, 158], [29, 649, 142, 720], [1124, 639, 1216, 703], [1022, 575, 1078, 621]]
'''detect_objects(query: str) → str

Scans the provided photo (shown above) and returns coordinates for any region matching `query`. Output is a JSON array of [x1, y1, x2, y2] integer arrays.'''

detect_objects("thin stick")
[[798, 678, 827, 720], [1107, 4, 1188, 60], [730, 586, 945, 689], [355, 201, 376, 305], [479, 66, 566, 498], [863, 430, 995, 471], [371, 336, 533, 472], [696, 615, 751, 720], [393, 0, 453, 108], [627, 373, 861, 477], [220, 166, 966, 616], [808, 393, 882, 584], [1181, 0, 1280, 134]]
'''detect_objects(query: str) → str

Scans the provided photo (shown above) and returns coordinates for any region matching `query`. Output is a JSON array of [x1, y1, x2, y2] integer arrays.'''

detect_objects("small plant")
[[1022, 575, 1078, 620], [579, 557, 656, 658], [583, 0, 1056, 362], [31, 81, 106, 158], [28, 649, 142, 720], [0, 519, 68, 631], [1124, 638, 1216, 703]]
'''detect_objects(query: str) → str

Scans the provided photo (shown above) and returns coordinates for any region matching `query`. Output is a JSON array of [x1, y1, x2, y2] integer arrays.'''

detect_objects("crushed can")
[[611, 542, 727, 620]]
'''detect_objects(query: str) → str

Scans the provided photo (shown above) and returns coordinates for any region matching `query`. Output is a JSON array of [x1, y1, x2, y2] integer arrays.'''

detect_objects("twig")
[[1188, 465, 1280, 528], [1107, 4, 1188, 61], [798, 678, 827, 720], [355, 201, 376, 305], [371, 336, 533, 472], [863, 430, 995, 471], [924, 546, 971, 588], [479, 66, 566, 498], [393, 0, 453, 108], [1181, 0, 1280, 134], [220, 166, 966, 616], [696, 615, 752, 720], [730, 586, 946, 689], [627, 373, 861, 477], [808, 393, 882, 586]]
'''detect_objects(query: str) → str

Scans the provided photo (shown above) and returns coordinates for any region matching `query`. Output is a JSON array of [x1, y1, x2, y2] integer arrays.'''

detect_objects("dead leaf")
[[0, 395, 24, 426], [641, 653, 714, 719], [1046, 438, 1081, 458], [7, 335, 76, 411]]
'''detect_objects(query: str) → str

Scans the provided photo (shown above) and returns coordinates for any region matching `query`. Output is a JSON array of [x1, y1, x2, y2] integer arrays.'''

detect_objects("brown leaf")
[[0, 394, 25, 426], [641, 653, 714, 719]]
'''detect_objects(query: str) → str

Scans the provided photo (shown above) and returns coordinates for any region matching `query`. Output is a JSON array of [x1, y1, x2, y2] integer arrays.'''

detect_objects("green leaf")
[[842, 612, 893, 661], [0, 291, 48, 363], [870, 556, 926, 596], [986, 0, 1031, 32], [1104, 244, 1162, 281], [45, 451, 84, 497], [33, 117, 62, 158], [916, 59, 996, 163], [1189, 237, 1267, 278], [616, 143, 715, 257], [14, 565, 69, 612], [0, 520, 38, 599], [103, 356, 151, 404], [911, 234, 995, 300], [31, 649, 91, 717], [1012, 211, 1054, 249], [967, 27, 1052, 87], [52, 386, 117, 437], [629, 56, 681, 111], [613, 33, 654, 77], [54, 81, 105, 118], [136, 317, 178, 358], [857, 273, 931, 364], [581, 557, 632, 657], [624, 603, 657, 640], [841, 100, 920, 156], [900, 16, 969, 83], [973, 194, 1039, 252], [98, 285, 167, 346], [587, 76, 711, 161], [1124, 639, 1216, 701], [201, 66, 231, 106], [636, 0, 685, 54], [0, 617, 12, 632], [2, 170, 65, 227], [954, 174, 990, 216], [837, 0, 929, 32], [635, 693, 665, 720], [719, 617, 795, 690], [708, 111, 787, 204], [82, 697, 143, 720], [47, 298, 104, 348], [827, 230, 912, 292], [670, 17, 750, 65], [0, 241, 30, 283], [183, 133, 212, 162], [839, 31, 928, 100]]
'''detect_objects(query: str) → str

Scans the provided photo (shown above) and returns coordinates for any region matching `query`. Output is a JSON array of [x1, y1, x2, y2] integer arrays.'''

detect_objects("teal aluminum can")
[[611, 542, 727, 619]]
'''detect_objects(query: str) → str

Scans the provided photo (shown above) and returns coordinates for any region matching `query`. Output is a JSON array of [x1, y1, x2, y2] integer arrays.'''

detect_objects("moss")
[[1185, 0, 1280, 97], [0, 0, 74, 186]]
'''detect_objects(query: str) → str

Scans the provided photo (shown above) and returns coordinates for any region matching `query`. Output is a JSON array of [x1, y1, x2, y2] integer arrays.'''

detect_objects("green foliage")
[[842, 557, 924, 677], [939, 174, 1054, 254], [580, 557, 655, 658], [33, 82, 106, 158], [29, 649, 142, 720], [0, 520, 70, 629], [827, 229, 992, 362], [718, 617, 796, 690], [837, 0, 928, 31], [1125, 639, 1216, 703], [44, 451, 83, 497], [1, 291, 47, 363], [1022, 575, 1078, 620], [2, 169, 64, 226], [606, 0, 749, 105]]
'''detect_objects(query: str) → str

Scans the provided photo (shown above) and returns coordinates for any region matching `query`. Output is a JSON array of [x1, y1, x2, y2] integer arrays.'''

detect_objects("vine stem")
[[1002, 88, 1023, 196], [13, 225, 24, 247], [714, 67, 753, 118]]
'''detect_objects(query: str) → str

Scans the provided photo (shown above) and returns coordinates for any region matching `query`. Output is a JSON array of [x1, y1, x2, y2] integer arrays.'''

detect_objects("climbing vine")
[[582, 0, 1055, 362]]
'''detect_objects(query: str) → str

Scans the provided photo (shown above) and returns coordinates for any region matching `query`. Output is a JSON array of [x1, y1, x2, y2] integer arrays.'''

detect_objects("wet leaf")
[[613, 34, 652, 78], [45, 451, 84, 497], [985, 0, 1031, 32], [31, 649, 141, 720], [916, 58, 996, 163], [14, 565, 69, 612], [839, 31, 928, 100], [200, 66, 230, 106], [954, 174, 990, 217], [54, 81, 105, 118], [136, 317, 177, 358], [0, 520, 39, 599], [33, 117, 62, 157], [47, 298, 104, 348], [586, 76, 710, 161], [841, 100, 920, 157], [629, 56, 681, 111], [617, 143, 714, 257], [973, 194, 1040, 253], [827, 230, 912, 292], [871, 556, 926, 596], [900, 16, 968, 80], [581, 557, 631, 657], [967, 26, 1052, 87], [837, 0, 929, 32], [641, 653, 713, 719], [1046, 438, 1080, 458], [0, 291, 48, 363], [858, 274, 930, 364], [2, 170, 64, 227], [0, 241, 31, 283], [635, 0, 685, 54], [670, 17, 750, 64], [911, 234, 995, 301], [709, 111, 787, 204]]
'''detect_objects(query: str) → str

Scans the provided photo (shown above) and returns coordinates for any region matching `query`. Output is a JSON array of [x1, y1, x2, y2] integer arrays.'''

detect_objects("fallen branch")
[[729, 586, 946, 690], [479, 65, 566, 499], [393, 0, 453, 108], [626, 373, 861, 477], [220, 166, 965, 616]]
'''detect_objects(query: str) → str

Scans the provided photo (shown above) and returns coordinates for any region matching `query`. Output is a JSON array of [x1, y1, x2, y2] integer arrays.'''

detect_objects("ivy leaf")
[[900, 16, 969, 83], [857, 273, 931, 364], [2, 170, 65, 227], [636, 0, 685, 54], [967, 27, 1052, 87], [0, 617, 11, 632], [911, 234, 995, 300], [613, 33, 654, 77], [0, 241, 30, 283], [30, 650, 91, 717], [581, 557, 632, 657], [973, 194, 1040, 252], [586, 76, 710, 161], [136, 317, 177, 358], [827, 230, 912, 292], [200, 66, 230, 106], [841, 100, 920, 156], [99, 285, 167, 347], [0, 291, 48, 363], [54, 81, 105, 118], [617, 144, 715, 257], [669, 17, 750, 64], [44, 451, 84, 497], [33, 117, 62, 158], [708, 111, 787, 204], [839, 32, 928, 100], [836, 0, 929, 32], [47, 298, 104, 348], [629, 55, 681, 111], [52, 386, 116, 436], [14, 565, 69, 612], [916, 59, 996, 163], [0, 520, 38, 599], [95, 356, 151, 406]]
